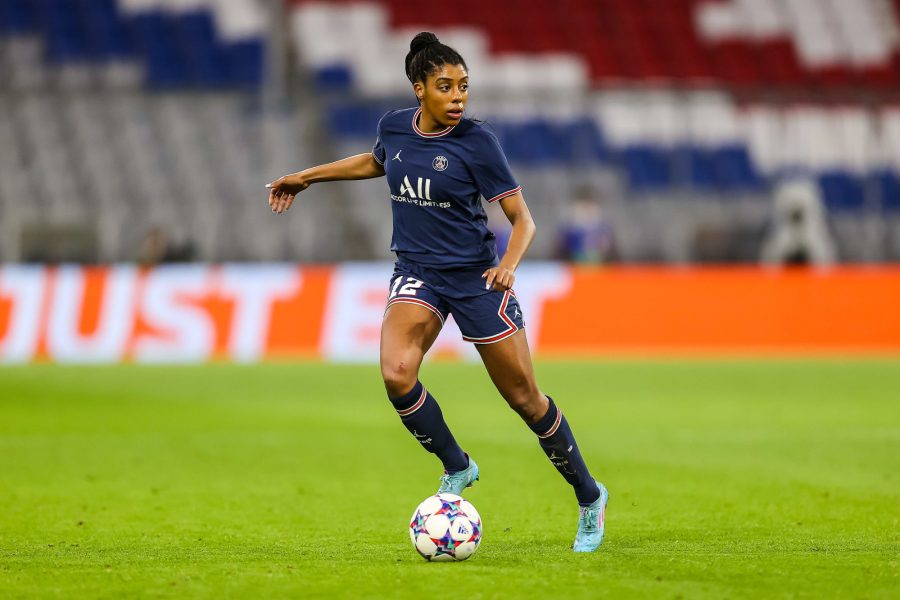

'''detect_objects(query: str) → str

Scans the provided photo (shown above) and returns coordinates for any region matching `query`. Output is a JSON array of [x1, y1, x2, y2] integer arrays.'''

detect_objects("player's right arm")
[[266, 152, 386, 214]]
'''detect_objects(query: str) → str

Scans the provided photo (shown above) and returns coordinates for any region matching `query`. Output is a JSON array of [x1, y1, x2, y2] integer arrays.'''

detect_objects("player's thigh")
[[475, 329, 547, 422], [380, 302, 444, 392], [475, 328, 540, 397]]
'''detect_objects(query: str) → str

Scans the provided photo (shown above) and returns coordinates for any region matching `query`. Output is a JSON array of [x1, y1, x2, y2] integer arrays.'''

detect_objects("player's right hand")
[[266, 174, 309, 214]]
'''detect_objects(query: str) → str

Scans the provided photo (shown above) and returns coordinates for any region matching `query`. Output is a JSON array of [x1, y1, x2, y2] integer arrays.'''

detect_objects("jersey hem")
[[394, 254, 499, 272]]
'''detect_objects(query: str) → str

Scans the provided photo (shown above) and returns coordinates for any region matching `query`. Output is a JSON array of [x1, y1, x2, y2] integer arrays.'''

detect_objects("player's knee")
[[501, 380, 543, 421], [381, 359, 418, 397]]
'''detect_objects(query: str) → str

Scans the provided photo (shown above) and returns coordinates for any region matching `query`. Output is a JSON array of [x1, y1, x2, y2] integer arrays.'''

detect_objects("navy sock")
[[529, 397, 600, 506], [389, 381, 468, 473]]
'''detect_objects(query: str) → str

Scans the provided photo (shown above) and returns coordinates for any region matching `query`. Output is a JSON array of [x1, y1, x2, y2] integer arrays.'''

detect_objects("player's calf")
[[528, 396, 601, 507], [388, 380, 468, 474]]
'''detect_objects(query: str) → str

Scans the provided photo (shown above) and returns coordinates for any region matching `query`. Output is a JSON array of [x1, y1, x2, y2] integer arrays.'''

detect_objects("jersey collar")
[[412, 107, 456, 138]]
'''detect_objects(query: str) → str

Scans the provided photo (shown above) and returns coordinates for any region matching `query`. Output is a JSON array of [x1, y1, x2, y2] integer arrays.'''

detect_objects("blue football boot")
[[437, 457, 479, 495], [573, 481, 609, 552]]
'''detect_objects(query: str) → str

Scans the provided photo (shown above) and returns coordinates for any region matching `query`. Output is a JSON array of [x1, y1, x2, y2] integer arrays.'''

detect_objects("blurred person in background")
[[137, 227, 195, 266], [557, 186, 617, 264], [761, 179, 835, 266]]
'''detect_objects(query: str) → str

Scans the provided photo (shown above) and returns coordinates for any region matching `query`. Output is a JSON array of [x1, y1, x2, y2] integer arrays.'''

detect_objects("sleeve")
[[470, 128, 521, 203], [372, 112, 389, 166]]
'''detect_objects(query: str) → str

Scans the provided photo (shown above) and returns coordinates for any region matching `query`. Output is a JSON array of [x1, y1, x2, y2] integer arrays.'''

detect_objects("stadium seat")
[[715, 146, 765, 191], [0, 0, 39, 35], [680, 147, 718, 192], [328, 103, 389, 139], [0, 0, 265, 90], [875, 170, 900, 212], [819, 171, 866, 212], [621, 146, 673, 192]]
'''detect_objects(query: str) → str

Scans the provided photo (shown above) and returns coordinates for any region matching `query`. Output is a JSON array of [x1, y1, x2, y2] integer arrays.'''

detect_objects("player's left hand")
[[266, 173, 309, 214], [482, 265, 515, 291]]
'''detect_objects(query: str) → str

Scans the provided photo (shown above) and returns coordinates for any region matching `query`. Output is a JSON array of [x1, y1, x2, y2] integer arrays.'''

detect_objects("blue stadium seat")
[[329, 104, 389, 139], [0, 0, 39, 35], [131, 12, 192, 88], [494, 119, 608, 166], [228, 39, 264, 88], [2, 2, 266, 90], [512, 119, 562, 165], [874, 170, 900, 213], [492, 122, 523, 163], [679, 147, 717, 191], [622, 146, 673, 192], [715, 145, 764, 191], [84, 0, 133, 61], [558, 118, 609, 163], [177, 11, 229, 87], [43, 0, 89, 63], [819, 171, 866, 212], [314, 66, 354, 93]]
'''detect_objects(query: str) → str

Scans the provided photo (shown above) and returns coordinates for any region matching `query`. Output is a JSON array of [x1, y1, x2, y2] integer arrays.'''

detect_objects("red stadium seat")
[[288, 0, 900, 91]]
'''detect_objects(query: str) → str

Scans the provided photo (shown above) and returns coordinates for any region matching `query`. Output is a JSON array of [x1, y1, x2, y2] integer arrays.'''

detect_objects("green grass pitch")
[[1, 360, 898, 598]]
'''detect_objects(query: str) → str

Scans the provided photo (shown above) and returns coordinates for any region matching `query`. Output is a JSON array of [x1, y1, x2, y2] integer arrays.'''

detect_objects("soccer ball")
[[409, 492, 482, 562]]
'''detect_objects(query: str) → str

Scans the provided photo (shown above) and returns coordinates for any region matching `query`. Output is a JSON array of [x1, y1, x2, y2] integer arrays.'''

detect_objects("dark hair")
[[404, 32, 467, 86]]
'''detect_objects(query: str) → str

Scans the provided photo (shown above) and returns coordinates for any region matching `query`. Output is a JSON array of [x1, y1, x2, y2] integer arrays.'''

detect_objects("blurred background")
[[1, 0, 899, 265], [1, 0, 899, 363]]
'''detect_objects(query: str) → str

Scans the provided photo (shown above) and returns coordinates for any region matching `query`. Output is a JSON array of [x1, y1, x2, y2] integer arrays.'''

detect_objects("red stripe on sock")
[[396, 386, 427, 417], [538, 408, 562, 438]]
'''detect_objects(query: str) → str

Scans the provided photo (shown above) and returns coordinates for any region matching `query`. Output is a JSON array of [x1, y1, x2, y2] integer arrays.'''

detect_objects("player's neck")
[[417, 109, 447, 133]]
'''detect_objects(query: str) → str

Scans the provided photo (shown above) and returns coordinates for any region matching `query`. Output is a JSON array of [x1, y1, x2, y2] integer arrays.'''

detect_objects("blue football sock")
[[529, 397, 601, 506], [389, 381, 469, 474]]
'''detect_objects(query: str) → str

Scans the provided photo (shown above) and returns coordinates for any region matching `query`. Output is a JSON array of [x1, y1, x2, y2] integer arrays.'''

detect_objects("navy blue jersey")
[[372, 107, 521, 269]]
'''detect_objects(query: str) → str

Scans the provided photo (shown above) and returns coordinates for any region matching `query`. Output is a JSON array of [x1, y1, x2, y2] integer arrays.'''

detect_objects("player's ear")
[[413, 82, 424, 102]]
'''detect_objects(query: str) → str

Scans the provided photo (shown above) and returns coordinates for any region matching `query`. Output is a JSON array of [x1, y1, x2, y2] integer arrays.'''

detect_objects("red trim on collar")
[[412, 107, 456, 138]]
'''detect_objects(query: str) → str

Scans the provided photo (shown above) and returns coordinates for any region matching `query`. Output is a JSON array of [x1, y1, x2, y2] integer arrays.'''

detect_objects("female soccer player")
[[266, 32, 608, 552]]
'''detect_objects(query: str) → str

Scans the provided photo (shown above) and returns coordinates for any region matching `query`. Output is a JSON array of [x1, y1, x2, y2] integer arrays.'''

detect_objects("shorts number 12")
[[390, 276, 424, 298]]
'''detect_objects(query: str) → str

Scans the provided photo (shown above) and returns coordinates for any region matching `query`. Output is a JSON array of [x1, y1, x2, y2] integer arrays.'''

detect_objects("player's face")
[[416, 63, 469, 129]]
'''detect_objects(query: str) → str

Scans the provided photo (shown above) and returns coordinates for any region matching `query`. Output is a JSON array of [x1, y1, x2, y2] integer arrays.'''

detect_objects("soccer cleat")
[[573, 480, 609, 553], [437, 457, 479, 495]]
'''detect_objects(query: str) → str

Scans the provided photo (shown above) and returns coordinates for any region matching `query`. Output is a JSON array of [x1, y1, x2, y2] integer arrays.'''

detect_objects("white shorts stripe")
[[385, 297, 445, 325]]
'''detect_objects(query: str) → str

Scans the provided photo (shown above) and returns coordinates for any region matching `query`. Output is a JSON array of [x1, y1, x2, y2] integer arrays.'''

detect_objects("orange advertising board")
[[0, 264, 898, 363], [539, 267, 900, 354]]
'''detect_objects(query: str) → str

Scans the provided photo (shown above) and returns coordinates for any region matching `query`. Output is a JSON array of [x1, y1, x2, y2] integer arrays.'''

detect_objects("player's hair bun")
[[404, 31, 467, 87], [409, 31, 440, 56]]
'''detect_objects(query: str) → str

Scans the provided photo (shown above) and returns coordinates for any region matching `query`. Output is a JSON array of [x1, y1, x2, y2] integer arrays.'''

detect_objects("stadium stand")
[[1, 0, 899, 262], [0, 0, 330, 262], [289, 0, 900, 261]]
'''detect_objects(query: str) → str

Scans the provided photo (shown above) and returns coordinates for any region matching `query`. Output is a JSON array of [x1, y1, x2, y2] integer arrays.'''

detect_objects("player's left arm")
[[483, 192, 536, 291]]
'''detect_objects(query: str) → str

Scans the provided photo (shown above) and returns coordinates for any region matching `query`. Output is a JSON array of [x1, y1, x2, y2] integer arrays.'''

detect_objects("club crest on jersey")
[[432, 156, 448, 171]]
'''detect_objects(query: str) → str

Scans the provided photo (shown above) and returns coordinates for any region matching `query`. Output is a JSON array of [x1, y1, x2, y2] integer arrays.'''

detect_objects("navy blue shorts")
[[385, 260, 526, 344]]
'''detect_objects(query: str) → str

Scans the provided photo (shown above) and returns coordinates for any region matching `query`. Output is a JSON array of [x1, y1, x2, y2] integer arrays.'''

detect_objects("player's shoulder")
[[378, 107, 417, 132], [455, 117, 502, 147], [457, 117, 498, 138]]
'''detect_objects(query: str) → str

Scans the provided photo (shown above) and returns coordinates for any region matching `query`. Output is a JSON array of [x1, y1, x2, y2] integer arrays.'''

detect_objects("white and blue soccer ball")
[[409, 493, 482, 562]]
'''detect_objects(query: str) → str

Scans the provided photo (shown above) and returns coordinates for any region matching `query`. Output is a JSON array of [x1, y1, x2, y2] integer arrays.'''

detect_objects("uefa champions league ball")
[[409, 493, 482, 562]]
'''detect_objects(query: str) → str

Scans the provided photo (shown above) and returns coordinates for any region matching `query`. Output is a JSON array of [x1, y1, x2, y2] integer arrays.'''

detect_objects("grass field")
[[1, 360, 898, 599]]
